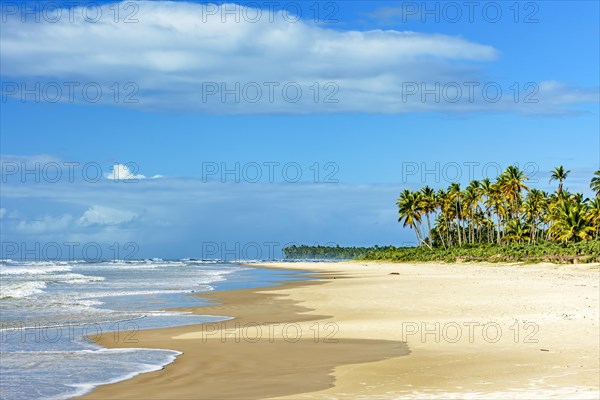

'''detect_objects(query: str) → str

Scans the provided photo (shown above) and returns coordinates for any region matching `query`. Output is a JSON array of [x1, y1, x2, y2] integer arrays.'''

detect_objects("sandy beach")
[[82, 261, 600, 399]]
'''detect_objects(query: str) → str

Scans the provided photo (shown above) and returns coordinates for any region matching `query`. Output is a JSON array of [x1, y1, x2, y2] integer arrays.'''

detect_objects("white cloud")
[[78, 205, 138, 226], [0, 208, 6, 219], [2, 1, 595, 114], [104, 164, 146, 180]]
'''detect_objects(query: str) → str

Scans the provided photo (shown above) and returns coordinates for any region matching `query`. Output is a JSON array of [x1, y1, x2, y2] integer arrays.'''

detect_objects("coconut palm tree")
[[586, 197, 600, 239], [436, 189, 453, 247], [448, 183, 463, 246], [498, 166, 529, 219], [485, 182, 506, 244], [419, 186, 436, 243], [549, 166, 570, 194], [480, 178, 496, 243], [591, 170, 600, 197], [433, 214, 448, 250], [523, 189, 546, 243], [549, 200, 594, 242], [397, 190, 430, 248], [463, 181, 482, 244], [504, 219, 530, 243]]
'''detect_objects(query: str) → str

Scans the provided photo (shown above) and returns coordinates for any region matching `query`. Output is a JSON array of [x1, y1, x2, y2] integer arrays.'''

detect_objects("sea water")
[[0, 259, 306, 400]]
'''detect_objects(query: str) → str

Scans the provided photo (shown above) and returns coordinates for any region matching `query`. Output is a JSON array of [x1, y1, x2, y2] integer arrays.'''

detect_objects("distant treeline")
[[282, 241, 600, 264], [282, 245, 371, 260]]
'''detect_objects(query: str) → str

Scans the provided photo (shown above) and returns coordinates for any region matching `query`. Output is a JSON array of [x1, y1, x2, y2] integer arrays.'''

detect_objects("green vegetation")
[[282, 242, 600, 264], [282, 167, 600, 264], [360, 241, 600, 264]]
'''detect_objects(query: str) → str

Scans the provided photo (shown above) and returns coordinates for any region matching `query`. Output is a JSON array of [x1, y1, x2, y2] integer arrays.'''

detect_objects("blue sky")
[[1, 1, 599, 260]]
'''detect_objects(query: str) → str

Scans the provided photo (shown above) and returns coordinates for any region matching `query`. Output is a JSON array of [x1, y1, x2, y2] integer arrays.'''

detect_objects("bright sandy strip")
[[82, 262, 600, 400]]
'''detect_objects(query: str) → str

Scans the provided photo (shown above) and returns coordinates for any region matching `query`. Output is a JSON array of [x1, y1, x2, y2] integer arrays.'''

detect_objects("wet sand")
[[82, 273, 409, 400], [82, 261, 600, 399]]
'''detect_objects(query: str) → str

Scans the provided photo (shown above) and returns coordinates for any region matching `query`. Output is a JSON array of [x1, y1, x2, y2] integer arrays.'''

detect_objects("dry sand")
[[82, 261, 600, 399]]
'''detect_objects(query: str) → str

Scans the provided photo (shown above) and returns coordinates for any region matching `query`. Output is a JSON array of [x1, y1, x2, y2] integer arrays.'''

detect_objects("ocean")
[[0, 259, 307, 400]]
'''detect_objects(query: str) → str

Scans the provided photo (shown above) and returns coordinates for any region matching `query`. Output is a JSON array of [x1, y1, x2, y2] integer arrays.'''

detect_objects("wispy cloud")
[[78, 205, 139, 227], [16, 214, 73, 234]]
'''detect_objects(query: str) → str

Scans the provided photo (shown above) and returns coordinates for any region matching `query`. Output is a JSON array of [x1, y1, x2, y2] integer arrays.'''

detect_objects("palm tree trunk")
[[415, 223, 432, 249], [456, 216, 462, 247], [414, 228, 421, 246], [426, 213, 432, 242], [455, 197, 462, 247], [495, 208, 502, 244], [439, 231, 447, 250], [558, 180, 563, 194]]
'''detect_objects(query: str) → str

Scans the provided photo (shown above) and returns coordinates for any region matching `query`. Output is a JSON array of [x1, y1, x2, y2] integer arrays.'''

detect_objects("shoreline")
[[81, 266, 408, 399], [82, 261, 600, 399]]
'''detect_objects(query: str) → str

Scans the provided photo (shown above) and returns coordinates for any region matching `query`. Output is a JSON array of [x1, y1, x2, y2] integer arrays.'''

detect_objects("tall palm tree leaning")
[[550, 165, 571, 195], [591, 170, 600, 197], [397, 190, 431, 249]]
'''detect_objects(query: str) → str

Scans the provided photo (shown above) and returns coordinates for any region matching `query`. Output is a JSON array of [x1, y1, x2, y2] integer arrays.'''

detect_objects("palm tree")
[[436, 189, 453, 247], [483, 180, 505, 244], [420, 186, 436, 243], [480, 178, 495, 243], [549, 200, 594, 242], [498, 166, 529, 219], [448, 183, 463, 246], [463, 181, 482, 244], [591, 170, 600, 197], [587, 198, 600, 239], [549, 166, 570, 194], [523, 189, 546, 243], [433, 214, 448, 250], [397, 190, 430, 248], [504, 219, 530, 243]]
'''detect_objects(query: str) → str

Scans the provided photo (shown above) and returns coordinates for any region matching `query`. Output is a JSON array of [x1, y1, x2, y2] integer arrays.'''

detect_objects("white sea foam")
[[80, 289, 194, 298], [0, 281, 48, 298], [0, 264, 73, 275], [86, 262, 187, 270], [1, 348, 182, 400], [58, 273, 105, 284]]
